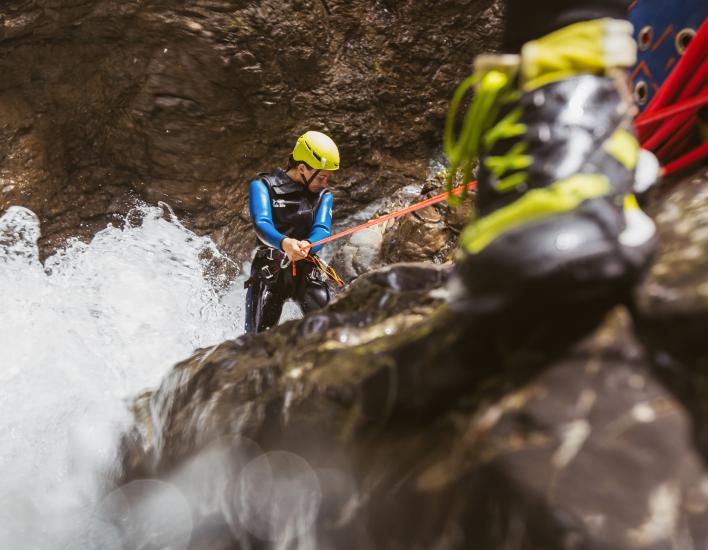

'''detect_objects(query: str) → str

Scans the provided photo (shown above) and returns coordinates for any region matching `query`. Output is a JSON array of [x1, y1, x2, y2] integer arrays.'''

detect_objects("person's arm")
[[305, 191, 333, 254], [249, 179, 286, 250]]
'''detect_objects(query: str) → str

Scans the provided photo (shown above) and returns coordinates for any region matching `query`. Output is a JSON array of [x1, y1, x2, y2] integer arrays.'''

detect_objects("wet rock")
[[380, 175, 474, 264], [121, 262, 458, 477], [118, 254, 708, 548], [634, 168, 708, 457], [0, 0, 504, 259], [636, 168, 708, 365], [330, 174, 474, 280], [331, 225, 390, 281], [451, 311, 708, 550]]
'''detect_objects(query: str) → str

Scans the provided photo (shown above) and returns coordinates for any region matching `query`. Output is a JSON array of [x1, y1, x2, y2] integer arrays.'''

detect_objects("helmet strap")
[[300, 168, 321, 189]]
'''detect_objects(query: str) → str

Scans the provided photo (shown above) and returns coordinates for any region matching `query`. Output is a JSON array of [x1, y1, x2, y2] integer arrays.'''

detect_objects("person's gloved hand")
[[282, 238, 309, 262]]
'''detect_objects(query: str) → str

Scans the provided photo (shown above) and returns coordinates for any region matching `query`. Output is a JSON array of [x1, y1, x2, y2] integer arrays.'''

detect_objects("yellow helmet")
[[292, 131, 340, 171]]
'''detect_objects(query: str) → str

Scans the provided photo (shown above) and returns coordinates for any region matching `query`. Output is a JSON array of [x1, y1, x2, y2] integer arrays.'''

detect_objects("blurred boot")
[[446, 18, 659, 315]]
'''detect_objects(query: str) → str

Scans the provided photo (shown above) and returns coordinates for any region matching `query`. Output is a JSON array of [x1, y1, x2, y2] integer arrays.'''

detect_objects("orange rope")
[[290, 254, 345, 286], [304, 180, 477, 251], [306, 254, 345, 287], [293, 181, 477, 283]]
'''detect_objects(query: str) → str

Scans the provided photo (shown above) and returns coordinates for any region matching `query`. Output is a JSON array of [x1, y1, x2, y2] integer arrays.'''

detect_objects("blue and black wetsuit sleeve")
[[306, 191, 333, 254], [249, 179, 286, 250]]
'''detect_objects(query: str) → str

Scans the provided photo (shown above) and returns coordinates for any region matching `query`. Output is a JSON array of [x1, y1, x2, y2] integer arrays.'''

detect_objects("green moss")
[[226, 15, 252, 35]]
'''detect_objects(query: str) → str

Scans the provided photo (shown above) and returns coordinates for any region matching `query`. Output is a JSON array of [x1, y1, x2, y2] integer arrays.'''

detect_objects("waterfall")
[[0, 203, 243, 549]]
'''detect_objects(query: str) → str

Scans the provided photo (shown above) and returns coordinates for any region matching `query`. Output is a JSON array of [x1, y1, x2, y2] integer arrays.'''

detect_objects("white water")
[[0, 203, 247, 549]]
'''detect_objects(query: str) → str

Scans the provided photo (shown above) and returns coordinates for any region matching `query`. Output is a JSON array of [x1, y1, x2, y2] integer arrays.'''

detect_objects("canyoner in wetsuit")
[[245, 131, 340, 334]]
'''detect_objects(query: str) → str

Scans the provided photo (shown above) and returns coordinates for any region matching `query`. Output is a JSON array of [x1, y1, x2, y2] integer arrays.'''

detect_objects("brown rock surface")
[[635, 168, 708, 456], [636, 168, 708, 364], [329, 174, 474, 281], [380, 175, 474, 264], [0, 0, 503, 259]]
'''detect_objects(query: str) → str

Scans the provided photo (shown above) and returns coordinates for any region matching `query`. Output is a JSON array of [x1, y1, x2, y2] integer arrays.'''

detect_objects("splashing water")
[[0, 203, 245, 549]]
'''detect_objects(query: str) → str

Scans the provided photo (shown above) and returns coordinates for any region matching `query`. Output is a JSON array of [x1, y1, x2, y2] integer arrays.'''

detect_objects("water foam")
[[0, 203, 242, 548]]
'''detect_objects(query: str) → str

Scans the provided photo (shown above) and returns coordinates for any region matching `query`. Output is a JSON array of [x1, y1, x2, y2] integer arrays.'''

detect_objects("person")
[[245, 131, 339, 334], [446, 0, 660, 315]]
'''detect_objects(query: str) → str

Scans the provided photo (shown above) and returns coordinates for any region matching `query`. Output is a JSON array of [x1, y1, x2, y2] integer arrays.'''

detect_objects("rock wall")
[[0, 0, 503, 259]]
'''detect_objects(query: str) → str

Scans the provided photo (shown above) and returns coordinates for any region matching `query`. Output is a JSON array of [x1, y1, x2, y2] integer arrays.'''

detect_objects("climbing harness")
[[300, 254, 345, 287]]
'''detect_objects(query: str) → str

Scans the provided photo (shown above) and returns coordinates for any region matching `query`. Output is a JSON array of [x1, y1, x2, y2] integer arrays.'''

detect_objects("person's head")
[[287, 131, 340, 192]]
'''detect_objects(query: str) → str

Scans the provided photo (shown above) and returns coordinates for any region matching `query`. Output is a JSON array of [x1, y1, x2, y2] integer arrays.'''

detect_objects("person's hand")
[[282, 238, 309, 262]]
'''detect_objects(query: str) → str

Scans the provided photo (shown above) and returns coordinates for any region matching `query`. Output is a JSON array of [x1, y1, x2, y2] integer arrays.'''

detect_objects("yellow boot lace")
[[444, 68, 520, 205]]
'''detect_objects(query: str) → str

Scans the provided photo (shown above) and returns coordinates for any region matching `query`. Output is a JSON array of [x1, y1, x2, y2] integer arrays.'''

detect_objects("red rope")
[[661, 142, 708, 177], [642, 19, 708, 116], [635, 19, 708, 176], [642, 110, 694, 151], [635, 94, 708, 127]]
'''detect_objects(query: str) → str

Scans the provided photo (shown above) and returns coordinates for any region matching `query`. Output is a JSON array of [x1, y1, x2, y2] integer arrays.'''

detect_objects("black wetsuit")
[[245, 169, 333, 334]]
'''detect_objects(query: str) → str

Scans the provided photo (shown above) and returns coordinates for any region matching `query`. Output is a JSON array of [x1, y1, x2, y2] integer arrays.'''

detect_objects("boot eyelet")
[[638, 26, 653, 51], [633, 81, 649, 105], [676, 28, 695, 54]]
